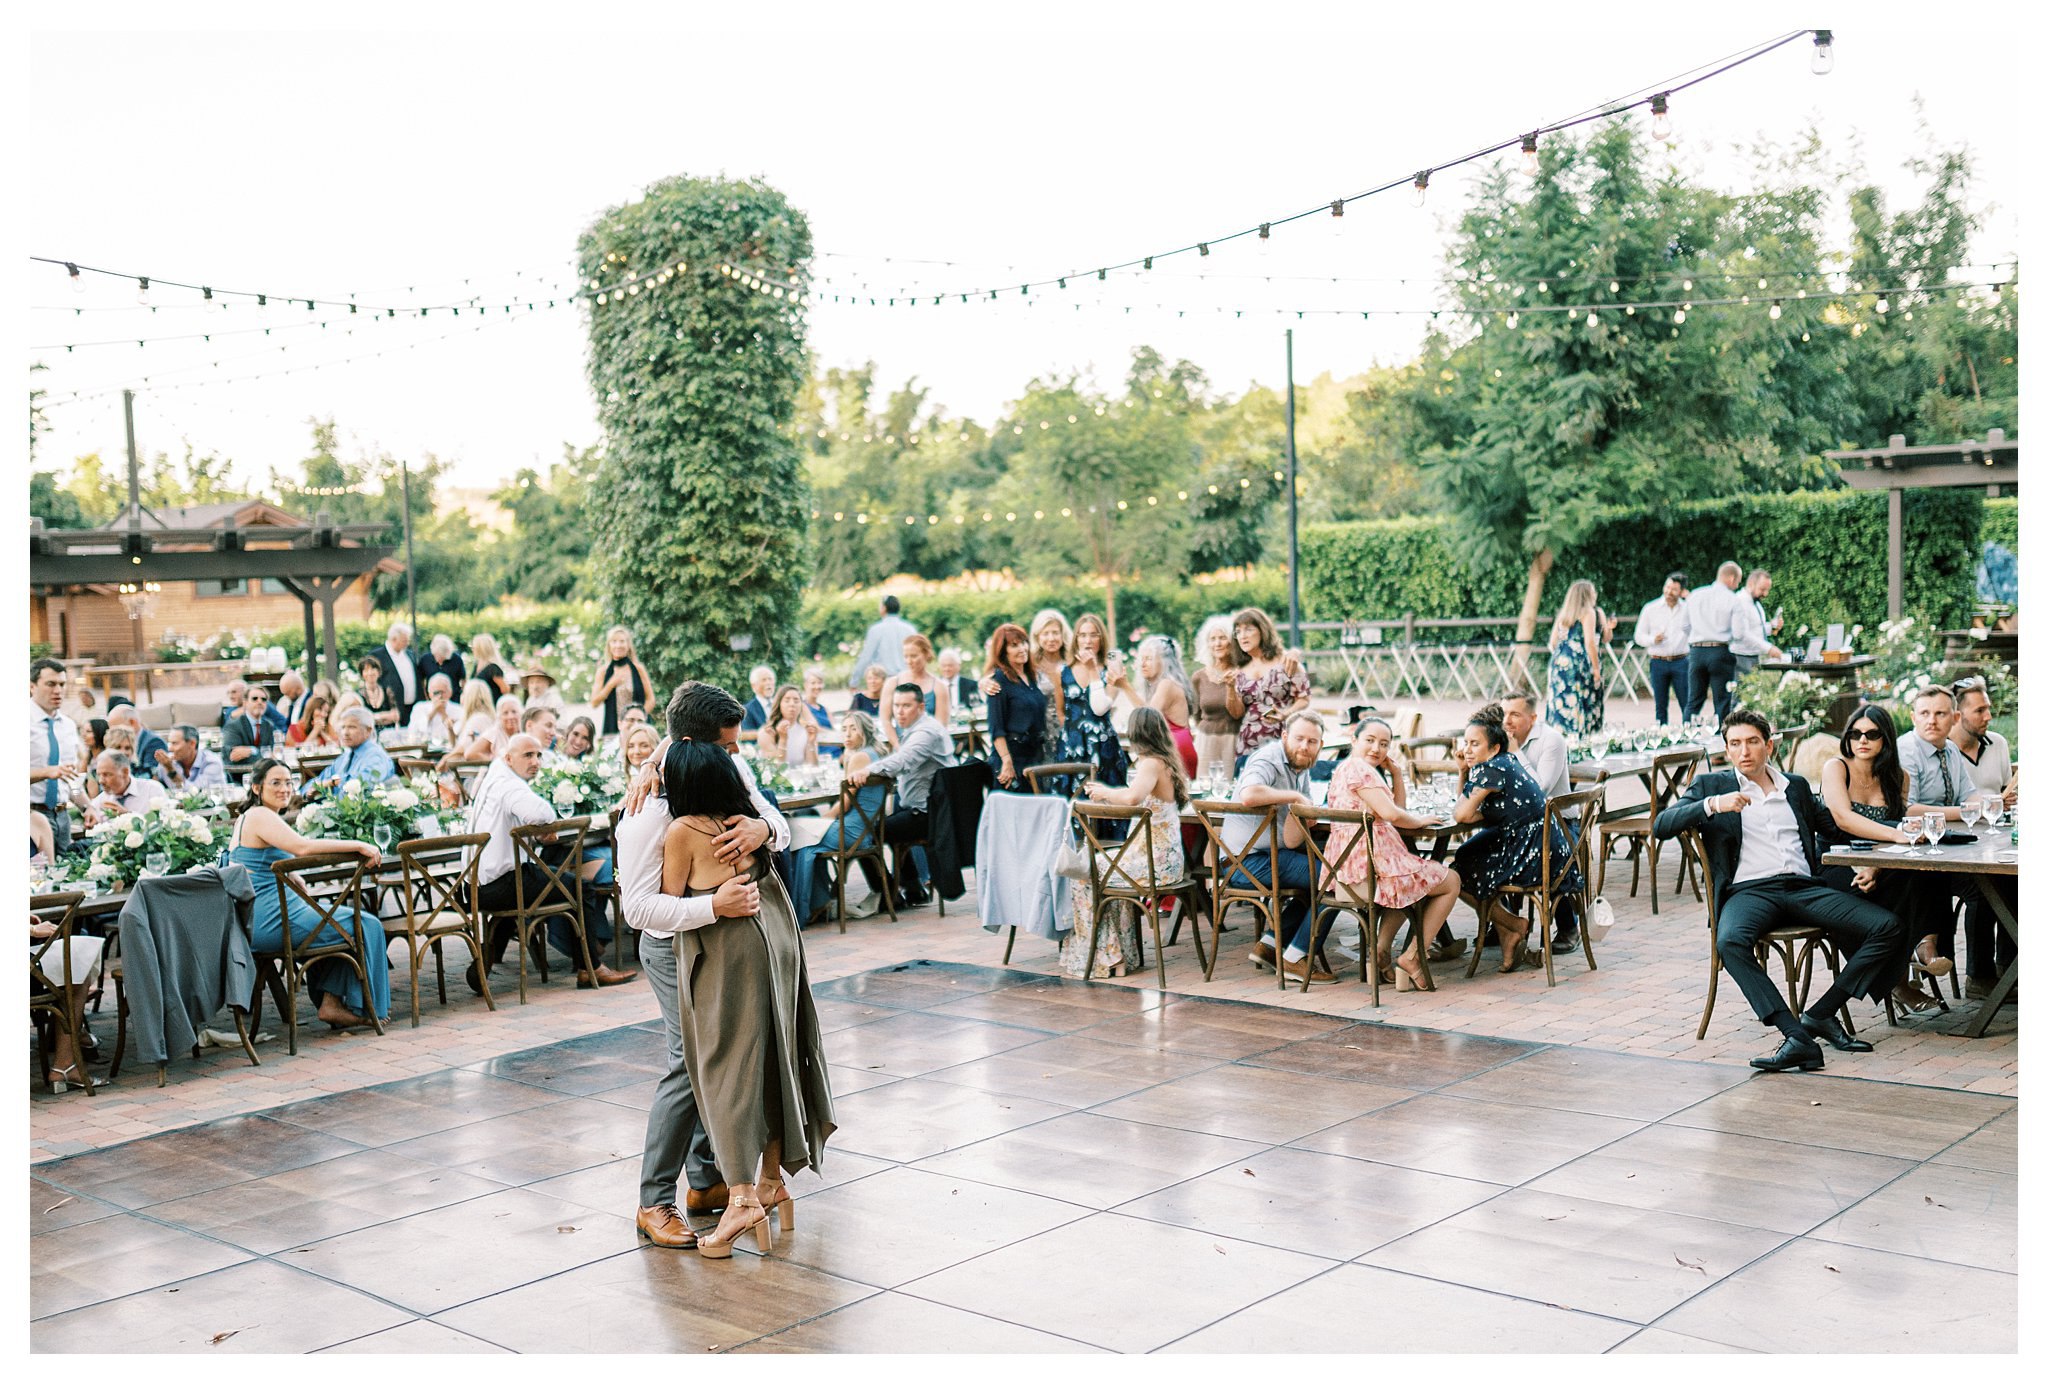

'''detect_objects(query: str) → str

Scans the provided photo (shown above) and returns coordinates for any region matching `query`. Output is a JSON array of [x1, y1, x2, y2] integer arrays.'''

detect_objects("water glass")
[[1897, 816, 1923, 852], [1961, 798, 1984, 830], [373, 823, 395, 853], [1920, 811, 1946, 850], [144, 851, 171, 876]]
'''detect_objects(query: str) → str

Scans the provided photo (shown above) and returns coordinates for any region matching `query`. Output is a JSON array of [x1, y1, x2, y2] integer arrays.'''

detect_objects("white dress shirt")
[[618, 753, 789, 939], [1684, 581, 1741, 644], [1513, 721, 1571, 803], [95, 775, 168, 815], [1720, 767, 1811, 883], [1730, 594, 1771, 658], [408, 699, 460, 741], [29, 701, 84, 807], [1956, 730, 2013, 796], [462, 759, 556, 887], [387, 642, 417, 703], [1633, 597, 1691, 658]]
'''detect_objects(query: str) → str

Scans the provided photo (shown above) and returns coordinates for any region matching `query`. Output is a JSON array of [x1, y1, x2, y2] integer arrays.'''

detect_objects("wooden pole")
[[1887, 487, 1904, 622]]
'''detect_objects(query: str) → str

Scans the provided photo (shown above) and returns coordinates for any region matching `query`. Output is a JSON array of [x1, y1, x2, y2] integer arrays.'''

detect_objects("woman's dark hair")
[[237, 757, 291, 816], [562, 715, 597, 753], [661, 740, 760, 824], [1124, 707, 1190, 807], [1231, 607, 1282, 661], [1465, 718, 1509, 754], [1839, 701, 1907, 818], [87, 717, 109, 754]]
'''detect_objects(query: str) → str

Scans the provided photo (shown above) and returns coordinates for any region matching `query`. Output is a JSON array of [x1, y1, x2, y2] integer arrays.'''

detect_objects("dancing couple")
[[616, 681, 836, 1257]]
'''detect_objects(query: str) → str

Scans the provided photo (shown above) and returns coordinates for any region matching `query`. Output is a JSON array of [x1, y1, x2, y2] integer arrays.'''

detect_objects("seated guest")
[[801, 668, 839, 760], [1066, 708, 1190, 980], [1499, 688, 1579, 948], [622, 723, 660, 776], [1895, 685, 1979, 973], [155, 723, 226, 793], [219, 678, 248, 729], [418, 633, 466, 701], [450, 680, 497, 757], [1949, 677, 2019, 1001], [314, 707, 397, 787], [1819, 704, 1945, 1013], [789, 710, 888, 926], [1325, 716, 1463, 990], [276, 669, 311, 727], [521, 704, 559, 751], [461, 694, 525, 763], [357, 655, 401, 728], [91, 750, 167, 816], [559, 715, 598, 762], [741, 665, 778, 731], [844, 683, 959, 907], [407, 673, 462, 743], [1221, 712, 1329, 984], [982, 623, 1047, 791], [1448, 717, 1577, 972], [849, 663, 887, 720], [288, 694, 341, 750], [621, 704, 649, 732], [106, 703, 168, 779], [462, 732, 634, 989], [761, 686, 818, 767], [937, 646, 980, 713], [222, 684, 279, 777], [521, 664, 569, 716], [1655, 709, 1902, 1071]]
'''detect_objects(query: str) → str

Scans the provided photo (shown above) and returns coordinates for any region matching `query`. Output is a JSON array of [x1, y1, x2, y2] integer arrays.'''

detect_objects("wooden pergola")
[[29, 510, 394, 684], [1824, 428, 2018, 621]]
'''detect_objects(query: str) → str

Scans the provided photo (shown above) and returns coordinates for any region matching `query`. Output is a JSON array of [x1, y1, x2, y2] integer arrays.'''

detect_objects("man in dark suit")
[[371, 621, 420, 723], [739, 664, 776, 732], [221, 684, 279, 779], [1655, 709, 1901, 1072]]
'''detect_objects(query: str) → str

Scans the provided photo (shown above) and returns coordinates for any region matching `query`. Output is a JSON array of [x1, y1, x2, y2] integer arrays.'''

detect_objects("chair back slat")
[[1190, 800, 1280, 883], [29, 891, 87, 1001], [1022, 762, 1094, 796], [1291, 806, 1374, 900], [1071, 801, 1158, 896], [835, 774, 894, 861], [272, 851, 373, 960], [399, 832, 488, 929], [1540, 786, 1605, 893], [511, 817, 587, 916]]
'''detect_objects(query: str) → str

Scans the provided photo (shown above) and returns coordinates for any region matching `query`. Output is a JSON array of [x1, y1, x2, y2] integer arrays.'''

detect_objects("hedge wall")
[[1983, 496, 2017, 553], [1301, 488, 1986, 641]]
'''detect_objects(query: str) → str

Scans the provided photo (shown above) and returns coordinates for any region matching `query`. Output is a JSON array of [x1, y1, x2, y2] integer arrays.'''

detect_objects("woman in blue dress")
[[229, 757, 391, 1027], [1544, 579, 1603, 737], [983, 621, 1048, 791], [1449, 719, 1582, 974], [787, 711, 890, 927], [1056, 613, 1128, 791]]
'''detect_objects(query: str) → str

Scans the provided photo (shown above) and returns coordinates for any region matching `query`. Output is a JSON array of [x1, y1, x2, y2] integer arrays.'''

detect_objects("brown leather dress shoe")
[[1280, 954, 1336, 985], [635, 1204, 697, 1249], [578, 964, 639, 988], [685, 1182, 730, 1214], [1247, 940, 1277, 971]]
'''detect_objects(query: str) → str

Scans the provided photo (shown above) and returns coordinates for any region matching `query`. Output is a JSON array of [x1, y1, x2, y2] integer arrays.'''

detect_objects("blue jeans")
[[1648, 657, 1687, 724], [1228, 848, 1314, 950]]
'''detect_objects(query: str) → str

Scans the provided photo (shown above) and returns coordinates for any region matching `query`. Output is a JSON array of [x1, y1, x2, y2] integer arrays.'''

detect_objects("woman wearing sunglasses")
[[1818, 703, 1946, 1013]]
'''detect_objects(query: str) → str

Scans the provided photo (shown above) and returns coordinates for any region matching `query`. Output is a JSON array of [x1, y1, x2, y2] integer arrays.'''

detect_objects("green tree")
[[29, 470, 86, 528], [488, 443, 603, 602], [28, 363, 50, 464], [581, 175, 813, 691]]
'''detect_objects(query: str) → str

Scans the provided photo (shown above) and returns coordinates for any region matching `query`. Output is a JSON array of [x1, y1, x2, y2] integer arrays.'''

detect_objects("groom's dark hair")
[[665, 680, 745, 743]]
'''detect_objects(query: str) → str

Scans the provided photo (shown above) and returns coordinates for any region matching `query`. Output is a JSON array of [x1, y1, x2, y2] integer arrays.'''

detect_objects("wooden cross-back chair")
[[394, 833, 493, 1026], [1680, 829, 1857, 1041], [1070, 801, 1200, 989], [1291, 805, 1424, 1003], [1597, 749, 1704, 914], [828, 772, 897, 930], [256, 852, 388, 1054], [29, 892, 95, 1096], [1190, 800, 1307, 985], [484, 817, 596, 1004], [1469, 785, 1605, 987]]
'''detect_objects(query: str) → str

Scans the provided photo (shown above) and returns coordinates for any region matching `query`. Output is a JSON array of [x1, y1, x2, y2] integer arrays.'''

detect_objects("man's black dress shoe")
[[1750, 1034, 1825, 1073], [1552, 924, 1579, 954], [1800, 1010, 1873, 1053], [465, 962, 487, 996]]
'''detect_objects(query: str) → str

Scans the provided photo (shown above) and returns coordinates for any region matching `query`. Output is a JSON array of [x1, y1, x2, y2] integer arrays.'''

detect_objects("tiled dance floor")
[[29, 961, 2017, 1354]]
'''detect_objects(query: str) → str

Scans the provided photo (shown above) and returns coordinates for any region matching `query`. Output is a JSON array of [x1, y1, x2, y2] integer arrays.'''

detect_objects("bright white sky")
[[22, 0, 2026, 500]]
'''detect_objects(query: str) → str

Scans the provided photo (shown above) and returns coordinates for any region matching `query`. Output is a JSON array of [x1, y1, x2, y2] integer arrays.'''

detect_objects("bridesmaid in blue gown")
[[228, 758, 392, 1026]]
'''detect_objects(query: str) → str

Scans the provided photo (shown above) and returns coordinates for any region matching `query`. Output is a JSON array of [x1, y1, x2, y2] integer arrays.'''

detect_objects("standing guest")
[[1057, 613, 1128, 789], [406, 674, 461, 743], [788, 710, 886, 926], [520, 665, 568, 716], [91, 750, 168, 816], [522, 704, 560, 751], [1223, 712, 1329, 984], [622, 722, 660, 777], [357, 655, 401, 729], [418, 633, 466, 701], [800, 667, 839, 760], [1065, 707, 1189, 979], [105, 703, 169, 780], [740, 665, 778, 732], [1129, 634, 1199, 775], [847, 594, 916, 688], [1190, 614, 1243, 780], [849, 664, 887, 719], [1543, 579, 1603, 736], [1654, 710, 1901, 1072], [590, 626, 654, 736], [155, 724, 227, 794], [1448, 717, 1578, 973], [845, 683, 958, 907], [983, 621, 1048, 790], [1325, 716, 1464, 991], [373, 621, 420, 721], [559, 716, 599, 761], [464, 732, 634, 989], [760, 686, 819, 767], [1948, 676, 2019, 1001], [451, 680, 497, 754], [937, 647, 980, 713], [616, 681, 791, 1246], [462, 695, 526, 763], [315, 708, 397, 787], [468, 632, 510, 701], [1684, 560, 1745, 722], [288, 694, 340, 750], [218, 678, 248, 729], [1634, 572, 1692, 725], [230, 758, 390, 1028], [1226, 607, 1310, 761], [1730, 568, 1784, 678], [276, 669, 311, 727], [885, 633, 951, 732], [1819, 704, 1941, 1012], [222, 684, 279, 777], [1025, 608, 1072, 748]]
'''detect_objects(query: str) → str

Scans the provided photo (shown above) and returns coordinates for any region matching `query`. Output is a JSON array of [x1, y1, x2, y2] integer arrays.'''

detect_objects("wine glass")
[[1896, 815, 1924, 854], [144, 851, 171, 877], [373, 822, 395, 854], [1920, 811, 1946, 851], [1961, 797, 1984, 831]]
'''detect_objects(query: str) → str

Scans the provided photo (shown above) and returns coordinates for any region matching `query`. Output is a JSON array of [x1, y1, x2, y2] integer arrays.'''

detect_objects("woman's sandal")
[[1494, 919, 1533, 974], [1892, 981, 1939, 1014], [697, 1192, 772, 1259], [757, 1179, 795, 1232], [1914, 939, 1954, 978], [1393, 944, 1435, 993]]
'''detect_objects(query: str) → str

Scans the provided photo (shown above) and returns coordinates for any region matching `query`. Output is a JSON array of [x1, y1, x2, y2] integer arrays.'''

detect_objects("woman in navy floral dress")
[[1056, 613, 1127, 791], [1449, 718, 1581, 972], [1544, 579, 1603, 736]]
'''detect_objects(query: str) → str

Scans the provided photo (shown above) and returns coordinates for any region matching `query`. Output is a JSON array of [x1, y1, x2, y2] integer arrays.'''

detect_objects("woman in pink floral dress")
[[1226, 607, 1311, 760], [1325, 718, 1464, 991]]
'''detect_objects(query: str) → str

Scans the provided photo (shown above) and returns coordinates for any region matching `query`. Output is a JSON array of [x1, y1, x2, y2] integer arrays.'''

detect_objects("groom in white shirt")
[[615, 681, 789, 1250]]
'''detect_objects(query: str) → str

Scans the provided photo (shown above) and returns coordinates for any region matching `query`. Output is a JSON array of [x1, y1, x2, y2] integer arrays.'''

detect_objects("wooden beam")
[[1888, 488, 1904, 623], [1836, 463, 2020, 492], [30, 545, 391, 586]]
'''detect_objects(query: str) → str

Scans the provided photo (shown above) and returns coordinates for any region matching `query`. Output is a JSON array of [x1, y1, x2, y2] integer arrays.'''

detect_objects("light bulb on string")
[[1811, 29, 1834, 75], [1650, 93, 1672, 142], [1411, 170, 1430, 208], [135, 277, 150, 306], [1768, 301, 1783, 319], [1330, 199, 1347, 240], [67, 262, 83, 294], [1257, 223, 1271, 259], [1520, 132, 1539, 177]]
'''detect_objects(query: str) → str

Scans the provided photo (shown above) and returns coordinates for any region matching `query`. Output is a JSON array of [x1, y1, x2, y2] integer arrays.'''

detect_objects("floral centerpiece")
[[529, 749, 628, 818], [1732, 667, 1834, 734], [297, 774, 459, 843], [743, 746, 796, 797], [79, 800, 223, 890]]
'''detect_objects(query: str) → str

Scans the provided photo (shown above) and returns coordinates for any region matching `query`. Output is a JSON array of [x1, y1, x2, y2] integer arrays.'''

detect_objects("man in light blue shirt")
[[846, 595, 916, 688], [316, 707, 396, 787], [846, 683, 958, 905], [1896, 687, 1973, 817]]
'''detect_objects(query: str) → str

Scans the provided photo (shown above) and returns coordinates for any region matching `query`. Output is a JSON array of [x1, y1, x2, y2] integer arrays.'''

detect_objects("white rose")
[[385, 788, 420, 812], [344, 778, 363, 796], [188, 823, 213, 845], [550, 782, 580, 809], [124, 831, 145, 849]]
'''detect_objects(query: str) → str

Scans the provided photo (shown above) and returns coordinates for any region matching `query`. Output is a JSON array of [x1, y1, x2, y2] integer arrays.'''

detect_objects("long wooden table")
[[1820, 836, 2020, 1039]]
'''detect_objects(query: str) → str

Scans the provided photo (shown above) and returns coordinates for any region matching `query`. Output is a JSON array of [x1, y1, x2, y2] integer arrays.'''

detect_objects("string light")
[[1411, 170, 1430, 208], [1520, 133, 1540, 177], [1650, 93, 1672, 142], [1810, 29, 1834, 75]]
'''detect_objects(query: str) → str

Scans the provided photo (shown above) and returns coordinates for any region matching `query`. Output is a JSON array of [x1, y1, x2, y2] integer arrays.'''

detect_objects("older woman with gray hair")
[[1116, 634, 1200, 775], [419, 631, 466, 697], [1189, 614, 1243, 780]]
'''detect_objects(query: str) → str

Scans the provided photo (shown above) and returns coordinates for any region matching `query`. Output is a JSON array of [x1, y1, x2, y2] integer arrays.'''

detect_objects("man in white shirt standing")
[[1729, 568, 1783, 678], [615, 682, 788, 1250], [30, 657, 99, 851], [1633, 571, 1691, 725], [1682, 560, 1744, 723], [463, 732, 636, 993]]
